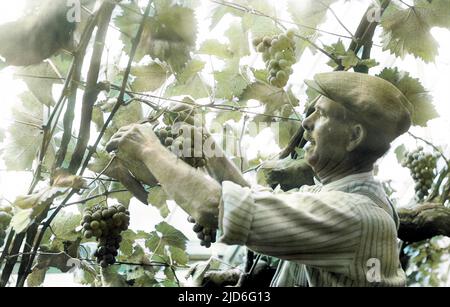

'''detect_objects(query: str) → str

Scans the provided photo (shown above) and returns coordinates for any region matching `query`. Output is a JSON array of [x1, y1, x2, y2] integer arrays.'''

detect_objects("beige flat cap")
[[305, 72, 413, 142]]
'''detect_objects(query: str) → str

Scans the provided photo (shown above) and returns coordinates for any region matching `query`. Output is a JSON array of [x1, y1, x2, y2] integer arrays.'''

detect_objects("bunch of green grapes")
[[253, 29, 296, 88], [81, 205, 130, 268], [402, 147, 438, 201], [0, 204, 13, 248], [155, 125, 208, 168]]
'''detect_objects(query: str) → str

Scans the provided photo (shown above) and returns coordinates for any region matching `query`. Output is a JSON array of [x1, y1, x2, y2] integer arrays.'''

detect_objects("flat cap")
[[305, 72, 413, 142]]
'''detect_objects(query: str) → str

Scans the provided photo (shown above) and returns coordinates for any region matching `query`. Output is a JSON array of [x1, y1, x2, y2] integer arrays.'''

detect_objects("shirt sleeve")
[[218, 181, 364, 270]]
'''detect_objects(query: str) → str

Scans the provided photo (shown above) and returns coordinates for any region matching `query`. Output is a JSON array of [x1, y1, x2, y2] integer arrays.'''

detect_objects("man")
[[106, 71, 412, 286]]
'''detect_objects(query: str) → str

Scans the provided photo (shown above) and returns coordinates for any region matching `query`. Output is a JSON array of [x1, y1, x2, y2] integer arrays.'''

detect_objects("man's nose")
[[302, 112, 315, 131]]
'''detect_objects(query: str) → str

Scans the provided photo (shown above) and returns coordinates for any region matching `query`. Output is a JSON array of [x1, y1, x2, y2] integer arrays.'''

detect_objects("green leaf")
[[240, 81, 299, 123], [287, 0, 338, 53], [213, 109, 243, 125], [16, 62, 62, 106], [110, 182, 133, 207], [377, 67, 438, 126], [114, 2, 142, 54], [147, 186, 170, 218], [209, 2, 243, 30], [225, 22, 250, 58], [214, 59, 249, 100], [145, 222, 188, 254], [2, 92, 43, 171], [394, 144, 407, 164], [274, 120, 302, 148], [102, 100, 143, 144], [242, 0, 281, 37], [115, 3, 197, 72], [168, 246, 189, 266], [11, 187, 66, 233], [131, 62, 169, 92], [325, 40, 375, 70], [49, 210, 82, 242], [120, 230, 138, 257], [198, 39, 233, 59], [27, 268, 48, 287], [101, 266, 129, 287], [164, 266, 175, 281], [381, 0, 450, 62], [164, 59, 210, 99]]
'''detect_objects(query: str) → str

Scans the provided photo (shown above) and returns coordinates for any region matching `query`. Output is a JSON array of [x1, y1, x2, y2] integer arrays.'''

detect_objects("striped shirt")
[[218, 172, 406, 287]]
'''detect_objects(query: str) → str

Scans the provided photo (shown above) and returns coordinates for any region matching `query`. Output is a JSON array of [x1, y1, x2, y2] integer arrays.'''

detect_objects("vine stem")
[[15, 2, 118, 287], [15, 0, 154, 288], [78, 0, 154, 177]]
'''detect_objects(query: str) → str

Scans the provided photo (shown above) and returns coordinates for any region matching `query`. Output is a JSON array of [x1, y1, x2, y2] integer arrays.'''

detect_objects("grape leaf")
[[395, 144, 407, 164], [120, 230, 139, 257], [52, 168, 87, 190], [241, 0, 281, 37], [11, 186, 67, 233], [240, 81, 299, 123], [198, 39, 233, 59], [2, 92, 45, 171], [381, 0, 450, 62], [168, 246, 189, 266], [325, 40, 378, 70], [27, 268, 47, 287], [164, 59, 210, 99], [109, 182, 133, 207], [16, 61, 62, 107], [102, 99, 143, 144], [115, 2, 197, 72], [49, 210, 82, 242], [377, 67, 438, 126], [147, 186, 170, 218], [209, 1, 244, 30], [214, 59, 249, 100], [131, 61, 169, 92], [145, 221, 188, 254], [287, 0, 338, 54], [225, 22, 250, 58]]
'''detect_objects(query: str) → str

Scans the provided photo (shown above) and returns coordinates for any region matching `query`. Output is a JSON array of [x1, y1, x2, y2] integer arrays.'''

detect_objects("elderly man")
[[106, 72, 412, 287]]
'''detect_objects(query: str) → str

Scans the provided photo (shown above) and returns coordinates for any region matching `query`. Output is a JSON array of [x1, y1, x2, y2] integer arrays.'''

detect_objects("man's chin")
[[304, 147, 315, 167]]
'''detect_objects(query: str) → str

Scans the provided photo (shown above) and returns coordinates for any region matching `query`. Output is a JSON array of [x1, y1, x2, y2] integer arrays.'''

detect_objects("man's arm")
[[141, 145, 222, 228]]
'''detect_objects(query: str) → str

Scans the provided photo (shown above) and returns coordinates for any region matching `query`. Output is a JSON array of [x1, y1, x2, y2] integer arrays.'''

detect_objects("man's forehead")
[[315, 96, 337, 109]]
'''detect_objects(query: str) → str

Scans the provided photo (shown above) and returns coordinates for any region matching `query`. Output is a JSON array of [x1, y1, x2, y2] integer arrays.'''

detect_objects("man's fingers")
[[187, 216, 196, 224], [105, 139, 120, 153]]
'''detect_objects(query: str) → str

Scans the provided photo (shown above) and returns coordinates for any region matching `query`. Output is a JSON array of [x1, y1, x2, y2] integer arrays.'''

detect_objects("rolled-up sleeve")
[[218, 181, 363, 269]]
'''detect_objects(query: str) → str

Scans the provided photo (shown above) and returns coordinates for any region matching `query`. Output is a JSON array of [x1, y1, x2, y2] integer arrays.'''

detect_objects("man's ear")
[[346, 123, 366, 152]]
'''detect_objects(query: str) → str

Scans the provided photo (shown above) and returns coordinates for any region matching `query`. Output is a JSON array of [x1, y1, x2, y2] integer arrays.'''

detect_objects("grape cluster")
[[0, 204, 13, 248], [253, 29, 296, 88], [81, 205, 130, 268], [155, 125, 208, 168], [402, 147, 437, 201]]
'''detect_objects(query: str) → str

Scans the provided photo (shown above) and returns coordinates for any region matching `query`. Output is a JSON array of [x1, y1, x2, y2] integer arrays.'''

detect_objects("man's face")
[[302, 96, 352, 178]]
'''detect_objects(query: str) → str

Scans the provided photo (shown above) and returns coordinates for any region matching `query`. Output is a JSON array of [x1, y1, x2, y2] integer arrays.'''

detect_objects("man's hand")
[[105, 123, 160, 161]]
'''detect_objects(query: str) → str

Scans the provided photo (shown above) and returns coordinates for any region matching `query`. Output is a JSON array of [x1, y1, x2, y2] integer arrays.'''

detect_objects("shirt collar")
[[314, 171, 375, 191]]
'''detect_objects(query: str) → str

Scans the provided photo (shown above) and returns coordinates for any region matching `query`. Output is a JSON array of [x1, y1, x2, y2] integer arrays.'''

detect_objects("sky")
[[0, 0, 449, 262]]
